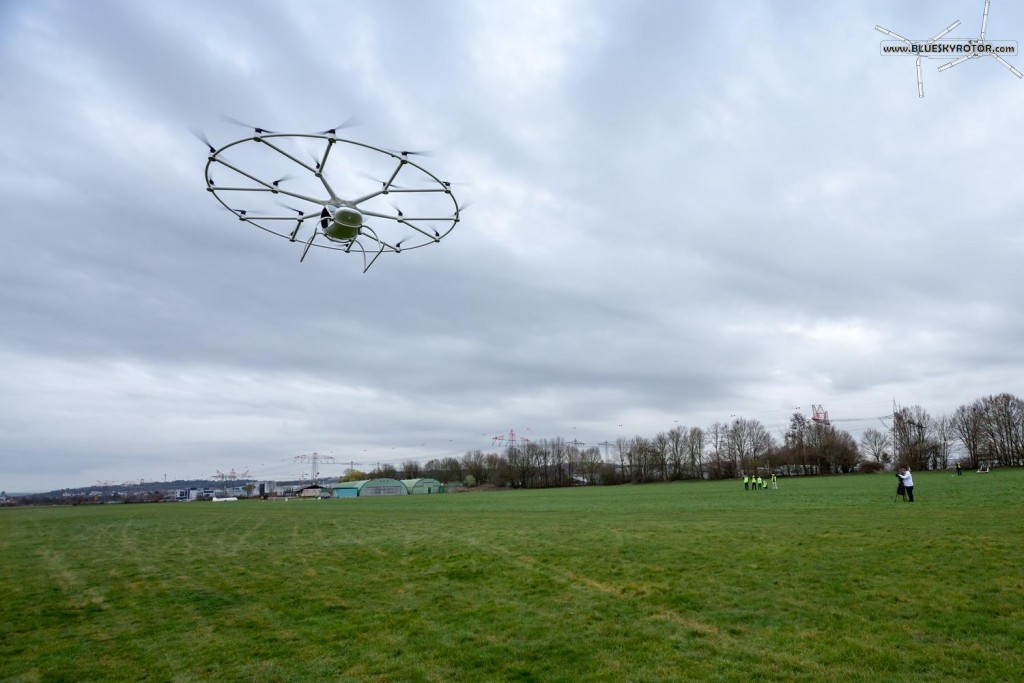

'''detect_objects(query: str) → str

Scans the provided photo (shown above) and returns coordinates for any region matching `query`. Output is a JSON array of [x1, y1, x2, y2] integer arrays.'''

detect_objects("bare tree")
[[982, 393, 1024, 467], [578, 447, 603, 485], [726, 417, 774, 473], [615, 437, 631, 483], [438, 457, 464, 483], [687, 426, 706, 479], [550, 438, 568, 486], [368, 463, 400, 479], [508, 442, 539, 487], [629, 437, 655, 483], [892, 406, 930, 470], [805, 423, 860, 473], [952, 400, 986, 469], [860, 428, 892, 466], [485, 452, 513, 487], [666, 426, 686, 480], [535, 441, 552, 487], [928, 414, 956, 470], [566, 443, 582, 484], [705, 422, 728, 479], [652, 432, 670, 482], [784, 412, 810, 475], [461, 450, 489, 486]]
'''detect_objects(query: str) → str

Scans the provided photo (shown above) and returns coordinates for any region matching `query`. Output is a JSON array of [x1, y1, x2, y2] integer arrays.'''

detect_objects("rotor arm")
[[875, 25, 912, 44], [928, 20, 960, 44], [938, 55, 971, 71], [212, 158, 279, 191], [257, 139, 319, 175], [990, 53, 1023, 78]]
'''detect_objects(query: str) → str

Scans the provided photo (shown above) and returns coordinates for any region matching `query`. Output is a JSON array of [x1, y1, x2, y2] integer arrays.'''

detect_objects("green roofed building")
[[332, 478, 407, 498], [402, 478, 444, 494]]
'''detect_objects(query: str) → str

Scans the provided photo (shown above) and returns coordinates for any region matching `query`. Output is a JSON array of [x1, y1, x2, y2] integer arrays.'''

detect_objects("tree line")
[[353, 392, 1024, 488]]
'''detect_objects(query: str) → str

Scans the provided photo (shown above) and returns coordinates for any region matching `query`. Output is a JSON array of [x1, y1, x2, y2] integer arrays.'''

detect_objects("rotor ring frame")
[[203, 133, 462, 260]]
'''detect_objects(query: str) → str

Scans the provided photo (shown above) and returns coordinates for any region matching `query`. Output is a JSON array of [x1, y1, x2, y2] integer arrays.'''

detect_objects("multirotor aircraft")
[[875, 20, 961, 97], [938, 0, 1023, 79], [198, 121, 464, 272], [876, 0, 1021, 98]]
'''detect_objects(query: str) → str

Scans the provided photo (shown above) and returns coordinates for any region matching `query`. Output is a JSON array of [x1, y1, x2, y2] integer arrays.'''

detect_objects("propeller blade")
[[292, 144, 321, 171], [276, 201, 308, 215], [232, 208, 271, 217], [385, 147, 433, 158], [279, 198, 313, 242], [222, 115, 276, 134], [219, 206, 267, 220], [358, 172, 404, 189], [189, 127, 216, 154], [271, 173, 295, 187], [320, 207, 329, 231], [389, 202, 404, 217], [318, 118, 361, 134]]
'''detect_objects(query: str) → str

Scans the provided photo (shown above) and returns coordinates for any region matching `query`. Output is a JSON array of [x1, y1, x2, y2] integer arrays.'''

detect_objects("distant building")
[[402, 478, 444, 494], [332, 478, 407, 498]]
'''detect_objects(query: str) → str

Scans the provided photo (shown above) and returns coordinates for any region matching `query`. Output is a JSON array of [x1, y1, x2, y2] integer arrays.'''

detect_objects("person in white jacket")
[[897, 466, 915, 503]]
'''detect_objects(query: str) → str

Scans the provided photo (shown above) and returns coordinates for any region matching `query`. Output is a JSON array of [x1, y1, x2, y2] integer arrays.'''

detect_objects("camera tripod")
[[893, 483, 908, 503]]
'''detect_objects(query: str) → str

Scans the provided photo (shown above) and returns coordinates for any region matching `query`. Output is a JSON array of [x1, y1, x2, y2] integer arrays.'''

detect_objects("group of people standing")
[[895, 466, 915, 502], [742, 473, 777, 490]]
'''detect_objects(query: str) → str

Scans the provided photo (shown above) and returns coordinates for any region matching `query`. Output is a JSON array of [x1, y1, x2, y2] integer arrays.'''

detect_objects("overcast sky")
[[2, 0, 1023, 492]]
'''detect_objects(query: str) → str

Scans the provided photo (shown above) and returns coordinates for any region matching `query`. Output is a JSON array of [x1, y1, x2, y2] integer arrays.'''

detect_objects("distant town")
[[1, 475, 466, 507]]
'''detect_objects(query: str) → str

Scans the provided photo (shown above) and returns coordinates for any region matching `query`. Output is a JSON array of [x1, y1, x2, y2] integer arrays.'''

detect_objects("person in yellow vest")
[[756, 476, 763, 489], [770, 473, 778, 489], [743, 473, 750, 490]]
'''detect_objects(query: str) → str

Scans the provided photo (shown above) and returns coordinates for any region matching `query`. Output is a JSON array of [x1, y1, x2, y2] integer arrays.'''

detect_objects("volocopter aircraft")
[[197, 119, 466, 272]]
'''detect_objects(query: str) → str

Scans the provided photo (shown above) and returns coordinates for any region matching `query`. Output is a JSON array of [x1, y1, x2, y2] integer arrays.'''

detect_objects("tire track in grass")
[[38, 548, 80, 595], [37, 547, 106, 610], [439, 530, 727, 642]]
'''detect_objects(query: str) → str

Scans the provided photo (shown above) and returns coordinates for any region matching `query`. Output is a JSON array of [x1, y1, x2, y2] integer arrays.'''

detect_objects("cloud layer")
[[2, 0, 1023, 490]]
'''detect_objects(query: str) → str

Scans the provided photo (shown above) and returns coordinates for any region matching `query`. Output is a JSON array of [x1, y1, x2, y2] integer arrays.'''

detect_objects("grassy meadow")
[[2, 470, 1023, 682]]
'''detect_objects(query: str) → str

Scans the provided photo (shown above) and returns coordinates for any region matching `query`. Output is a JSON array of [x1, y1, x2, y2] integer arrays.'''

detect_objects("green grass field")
[[2, 471, 1023, 682]]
